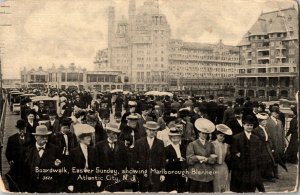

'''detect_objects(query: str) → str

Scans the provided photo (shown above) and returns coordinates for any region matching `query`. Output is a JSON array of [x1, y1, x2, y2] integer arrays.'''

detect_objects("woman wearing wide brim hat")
[[186, 118, 216, 192], [68, 124, 98, 193], [212, 124, 232, 192]]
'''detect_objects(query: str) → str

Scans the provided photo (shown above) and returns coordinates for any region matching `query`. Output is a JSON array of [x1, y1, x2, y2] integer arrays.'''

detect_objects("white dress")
[[212, 140, 230, 192]]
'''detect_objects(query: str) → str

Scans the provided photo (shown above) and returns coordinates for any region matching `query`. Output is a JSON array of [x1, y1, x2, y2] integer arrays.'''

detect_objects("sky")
[[0, 0, 298, 79]]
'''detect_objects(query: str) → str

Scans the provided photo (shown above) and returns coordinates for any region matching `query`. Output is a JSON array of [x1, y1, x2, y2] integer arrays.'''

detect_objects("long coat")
[[95, 140, 127, 191], [23, 143, 61, 193], [186, 139, 216, 182], [252, 126, 275, 166], [135, 137, 166, 192], [68, 145, 97, 192], [164, 144, 186, 192], [5, 133, 33, 192], [266, 118, 285, 157], [49, 132, 78, 157], [285, 116, 298, 163], [230, 131, 261, 192]]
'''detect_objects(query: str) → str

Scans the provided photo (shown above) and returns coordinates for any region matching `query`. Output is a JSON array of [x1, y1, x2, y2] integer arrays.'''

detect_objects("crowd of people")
[[4, 88, 298, 193]]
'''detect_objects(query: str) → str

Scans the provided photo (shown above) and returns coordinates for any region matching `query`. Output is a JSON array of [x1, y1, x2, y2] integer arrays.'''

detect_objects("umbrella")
[[123, 91, 132, 95], [145, 91, 160, 96], [273, 150, 288, 172], [5, 173, 21, 192], [111, 89, 123, 93], [158, 91, 173, 97]]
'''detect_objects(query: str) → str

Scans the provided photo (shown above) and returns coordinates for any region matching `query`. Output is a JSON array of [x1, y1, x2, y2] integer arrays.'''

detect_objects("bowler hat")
[[143, 121, 160, 130], [32, 125, 52, 135], [270, 106, 280, 113], [256, 113, 269, 120], [243, 115, 256, 124], [234, 107, 243, 114], [216, 124, 232, 135], [27, 109, 36, 116], [194, 118, 215, 133], [16, 119, 27, 129], [106, 123, 121, 133], [60, 117, 72, 127], [49, 110, 57, 116], [179, 109, 190, 118]]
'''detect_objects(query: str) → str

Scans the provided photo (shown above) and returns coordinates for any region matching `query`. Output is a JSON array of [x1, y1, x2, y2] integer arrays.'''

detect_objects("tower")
[[128, 0, 136, 88], [108, 6, 115, 69]]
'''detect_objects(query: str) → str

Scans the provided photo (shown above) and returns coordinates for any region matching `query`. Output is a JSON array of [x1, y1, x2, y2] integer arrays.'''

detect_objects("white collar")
[[147, 136, 154, 142], [36, 143, 46, 149], [107, 138, 116, 144], [171, 142, 180, 148], [80, 143, 88, 149], [244, 131, 251, 139], [199, 138, 206, 144]]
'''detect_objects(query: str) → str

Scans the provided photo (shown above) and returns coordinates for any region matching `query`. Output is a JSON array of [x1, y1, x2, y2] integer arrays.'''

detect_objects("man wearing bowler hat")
[[95, 123, 127, 192], [5, 119, 32, 192], [135, 121, 166, 192], [24, 125, 62, 193]]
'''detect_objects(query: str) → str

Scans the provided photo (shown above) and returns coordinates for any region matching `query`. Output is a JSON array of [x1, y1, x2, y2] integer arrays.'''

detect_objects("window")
[[289, 49, 295, 55], [280, 67, 289, 72], [61, 73, 66, 82]]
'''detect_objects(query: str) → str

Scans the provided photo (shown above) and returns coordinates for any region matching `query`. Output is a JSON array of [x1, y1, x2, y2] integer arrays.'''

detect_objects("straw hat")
[[106, 123, 121, 133], [194, 118, 215, 133], [73, 124, 95, 137], [216, 124, 232, 135], [143, 121, 160, 130]]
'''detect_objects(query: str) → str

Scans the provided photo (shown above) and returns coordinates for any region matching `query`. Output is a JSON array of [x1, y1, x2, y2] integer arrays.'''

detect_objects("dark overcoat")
[[230, 131, 261, 192]]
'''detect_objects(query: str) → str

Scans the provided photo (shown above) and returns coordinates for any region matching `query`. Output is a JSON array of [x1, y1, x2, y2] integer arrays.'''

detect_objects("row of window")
[[169, 54, 238, 61], [239, 67, 296, 74]]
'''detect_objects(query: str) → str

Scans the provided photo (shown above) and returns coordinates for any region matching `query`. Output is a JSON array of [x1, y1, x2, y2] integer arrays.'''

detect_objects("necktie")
[[38, 147, 44, 151], [38, 147, 44, 157], [110, 143, 114, 150], [63, 134, 69, 155]]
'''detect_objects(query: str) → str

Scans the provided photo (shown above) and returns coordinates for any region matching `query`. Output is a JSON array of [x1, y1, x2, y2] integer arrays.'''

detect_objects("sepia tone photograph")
[[0, 0, 298, 193]]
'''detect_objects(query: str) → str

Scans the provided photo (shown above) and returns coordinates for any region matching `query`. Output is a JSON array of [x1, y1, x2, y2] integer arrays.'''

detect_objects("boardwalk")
[[0, 103, 298, 192], [1, 103, 20, 190]]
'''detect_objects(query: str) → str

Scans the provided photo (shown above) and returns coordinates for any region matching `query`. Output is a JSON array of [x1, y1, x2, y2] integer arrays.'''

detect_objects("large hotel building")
[[236, 7, 298, 99], [95, 0, 239, 95], [20, 1, 298, 99]]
